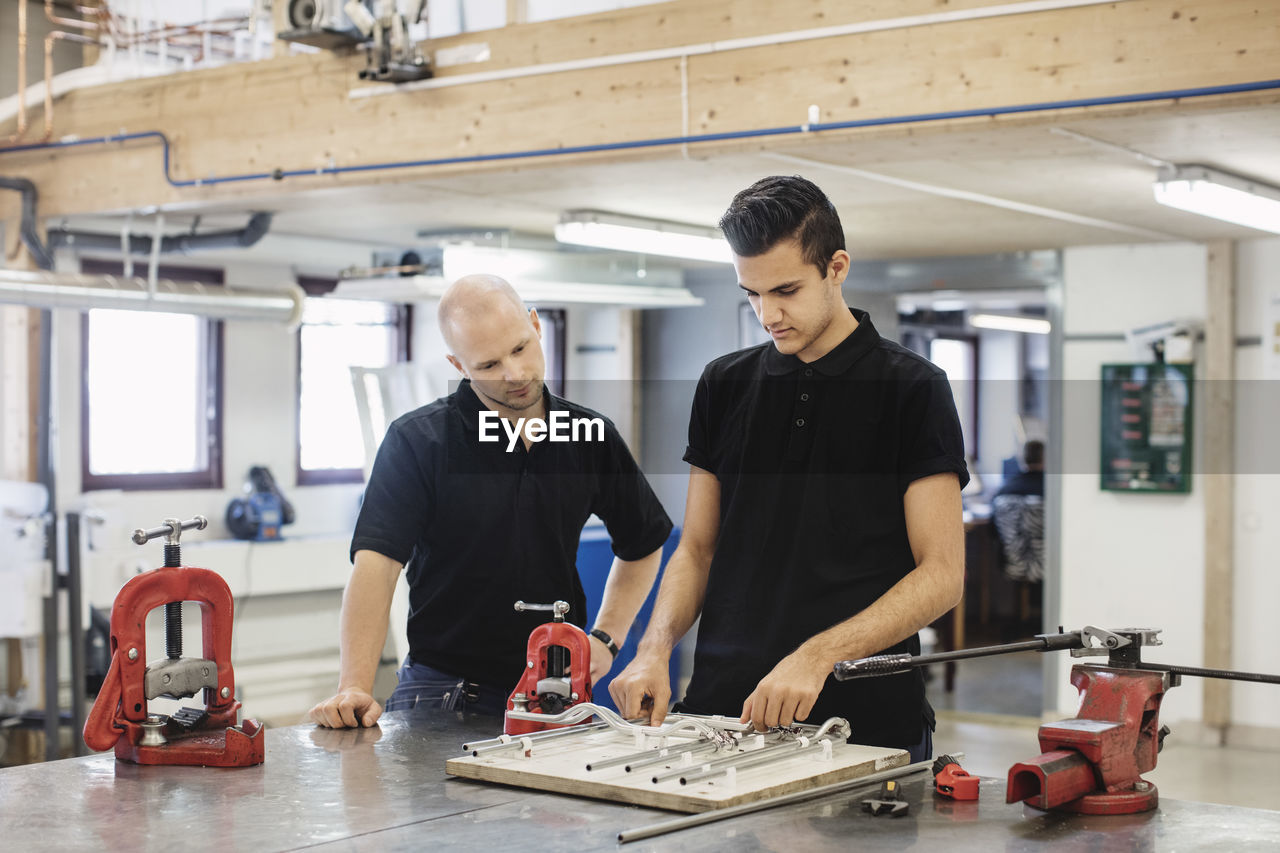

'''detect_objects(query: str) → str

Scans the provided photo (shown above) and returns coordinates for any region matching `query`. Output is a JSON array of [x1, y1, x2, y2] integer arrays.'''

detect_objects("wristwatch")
[[589, 628, 620, 658]]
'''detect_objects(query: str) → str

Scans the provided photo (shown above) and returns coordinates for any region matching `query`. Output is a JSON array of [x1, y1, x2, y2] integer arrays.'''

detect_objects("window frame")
[[294, 277, 413, 486], [78, 259, 225, 492]]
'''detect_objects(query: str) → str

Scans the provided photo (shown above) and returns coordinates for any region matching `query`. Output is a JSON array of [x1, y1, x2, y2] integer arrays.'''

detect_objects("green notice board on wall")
[[1100, 362, 1194, 493]]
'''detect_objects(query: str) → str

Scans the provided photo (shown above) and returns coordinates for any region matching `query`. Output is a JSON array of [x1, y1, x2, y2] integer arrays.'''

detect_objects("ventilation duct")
[[330, 245, 703, 308], [0, 269, 304, 326], [48, 212, 273, 255]]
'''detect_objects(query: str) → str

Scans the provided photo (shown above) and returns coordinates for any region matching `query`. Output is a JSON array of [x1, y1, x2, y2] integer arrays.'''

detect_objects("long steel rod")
[[674, 738, 835, 785], [650, 737, 797, 784], [618, 759, 933, 844], [585, 737, 721, 772], [1135, 662, 1280, 685], [67, 513, 88, 756], [835, 632, 1085, 680], [622, 739, 724, 772], [463, 721, 613, 755]]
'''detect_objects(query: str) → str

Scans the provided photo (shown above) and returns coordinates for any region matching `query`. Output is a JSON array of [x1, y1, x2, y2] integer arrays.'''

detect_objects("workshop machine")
[[83, 516, 264, 766], [835, 625, 1280, 814], [504, 600, 594, 736], [225, 465, 295, 541]]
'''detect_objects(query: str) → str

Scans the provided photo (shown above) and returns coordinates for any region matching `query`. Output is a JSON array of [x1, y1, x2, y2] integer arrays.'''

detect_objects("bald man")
[[310, 275, 672, 728]]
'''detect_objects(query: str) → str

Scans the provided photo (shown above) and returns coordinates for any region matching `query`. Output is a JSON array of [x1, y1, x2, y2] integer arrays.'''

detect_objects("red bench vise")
[[836, 625, 1280, 816], [504, 600, 593, 736], [83, 516, 264, 767], [1006, 628, 1172, 814]]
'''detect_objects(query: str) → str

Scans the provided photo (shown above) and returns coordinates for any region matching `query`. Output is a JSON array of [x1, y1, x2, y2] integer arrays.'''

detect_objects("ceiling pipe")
[[48, 211, 274, 255], [0, 269, 305, 326], [0, 176, 54, 270]]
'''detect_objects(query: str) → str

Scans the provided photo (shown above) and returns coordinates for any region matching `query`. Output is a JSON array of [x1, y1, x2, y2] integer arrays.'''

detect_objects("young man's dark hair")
[[717, 175, 846, 276]]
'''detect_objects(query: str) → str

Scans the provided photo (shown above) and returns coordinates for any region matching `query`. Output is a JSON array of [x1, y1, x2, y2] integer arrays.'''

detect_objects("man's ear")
[[529, 307, 543, 340], [446, 354, 466, 377], [828, 249, 851, 287]]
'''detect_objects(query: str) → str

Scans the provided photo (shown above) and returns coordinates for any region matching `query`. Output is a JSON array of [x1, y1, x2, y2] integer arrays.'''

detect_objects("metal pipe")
[[618, 759, 933, 844], [48, 212, 275, 255], [835, 632, 1086, 680], [44, 29, 100, 142], [4, 0, 28, 145], [45, 0, 102, 31], [67, 512, 88, 756], [1134, 661, 1280, 685], [42, 511, 59, 761], [0, 269, 306, 326], [7, 79, 1280, 186], [0, 177, 54, 270], [463, 721, 615, 756], [585, 737, 721, 773], [650, 737, 804, 785]]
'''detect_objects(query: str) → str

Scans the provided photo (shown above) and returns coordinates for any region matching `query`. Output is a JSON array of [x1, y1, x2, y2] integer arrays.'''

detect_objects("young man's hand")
[[608, 653, 672, 725], [740, 648, 830, 730]]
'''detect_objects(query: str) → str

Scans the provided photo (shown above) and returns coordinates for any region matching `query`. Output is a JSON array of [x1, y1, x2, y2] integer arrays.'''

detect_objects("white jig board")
[[446, 729, 908, 813]]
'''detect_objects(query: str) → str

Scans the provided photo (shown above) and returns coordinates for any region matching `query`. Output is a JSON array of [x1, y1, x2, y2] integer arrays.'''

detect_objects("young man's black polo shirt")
[[350, 379, 672, 691], [681, 309, 968, 748]]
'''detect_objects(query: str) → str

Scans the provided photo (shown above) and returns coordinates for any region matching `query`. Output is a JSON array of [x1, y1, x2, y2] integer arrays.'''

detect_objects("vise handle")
[[133, 515, 207, 546]]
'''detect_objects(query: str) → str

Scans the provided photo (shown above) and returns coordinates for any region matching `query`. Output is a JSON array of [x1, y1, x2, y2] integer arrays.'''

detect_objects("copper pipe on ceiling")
[[42, 29, 98, 143], [4, 0, 29, 145], [45, 0, 102, 31]]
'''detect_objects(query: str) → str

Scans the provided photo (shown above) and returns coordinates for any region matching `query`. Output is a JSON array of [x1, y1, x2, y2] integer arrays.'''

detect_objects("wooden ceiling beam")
[[2, 0, 1276, 218]]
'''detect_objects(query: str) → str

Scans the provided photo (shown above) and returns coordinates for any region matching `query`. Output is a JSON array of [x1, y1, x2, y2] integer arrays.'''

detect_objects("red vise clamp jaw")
[[83, 516, 264, 767], [504, 600, 593, 736]]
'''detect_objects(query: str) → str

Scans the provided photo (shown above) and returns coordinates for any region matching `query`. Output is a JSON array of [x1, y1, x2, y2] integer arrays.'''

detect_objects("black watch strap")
[[589, 628, 620, 658]]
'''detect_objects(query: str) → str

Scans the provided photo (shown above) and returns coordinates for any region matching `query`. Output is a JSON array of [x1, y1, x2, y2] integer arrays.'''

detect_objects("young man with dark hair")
[[610, 176, 968, 760]]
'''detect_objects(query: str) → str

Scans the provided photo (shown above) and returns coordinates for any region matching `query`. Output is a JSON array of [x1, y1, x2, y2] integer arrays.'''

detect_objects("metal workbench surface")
[[2, 707, 1278, 852]]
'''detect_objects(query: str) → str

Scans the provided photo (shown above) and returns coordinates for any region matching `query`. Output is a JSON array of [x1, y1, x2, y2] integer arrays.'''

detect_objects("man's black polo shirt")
[[681, 309, 968, 748], [350, 379, 672, 690]]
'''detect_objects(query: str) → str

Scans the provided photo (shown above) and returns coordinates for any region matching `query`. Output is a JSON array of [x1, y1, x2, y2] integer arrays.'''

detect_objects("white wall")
[[1057, 241, 1280, 736], [1231, 236, 1280, 733]]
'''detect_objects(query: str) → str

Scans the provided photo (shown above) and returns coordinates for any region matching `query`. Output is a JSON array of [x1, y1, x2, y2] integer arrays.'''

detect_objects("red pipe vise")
[[83, 516, 264, 767], [1007, 629, 1174, 814], [504, 600, 593, 736]]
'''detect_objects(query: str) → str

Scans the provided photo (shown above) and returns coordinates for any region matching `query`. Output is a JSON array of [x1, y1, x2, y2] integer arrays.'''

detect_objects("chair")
[[991, 494, 1045, 583], [991, 494, 1044, 631]]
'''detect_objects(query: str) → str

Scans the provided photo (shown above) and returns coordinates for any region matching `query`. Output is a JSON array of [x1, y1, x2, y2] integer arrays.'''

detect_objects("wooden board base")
[[446, 726, 908, 813]]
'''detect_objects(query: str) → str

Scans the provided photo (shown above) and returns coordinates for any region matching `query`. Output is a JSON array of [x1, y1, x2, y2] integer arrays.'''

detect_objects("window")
[[930, 334, 979, 459], [80, 260, 223, 491], [296, 279, 410, 485]]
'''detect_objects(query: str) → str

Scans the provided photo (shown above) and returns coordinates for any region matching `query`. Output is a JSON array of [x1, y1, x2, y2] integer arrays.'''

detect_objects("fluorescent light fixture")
[[1153, 165, 1280, 234], [555, 210, 732, 263], [969, 313, 1051, 335]]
